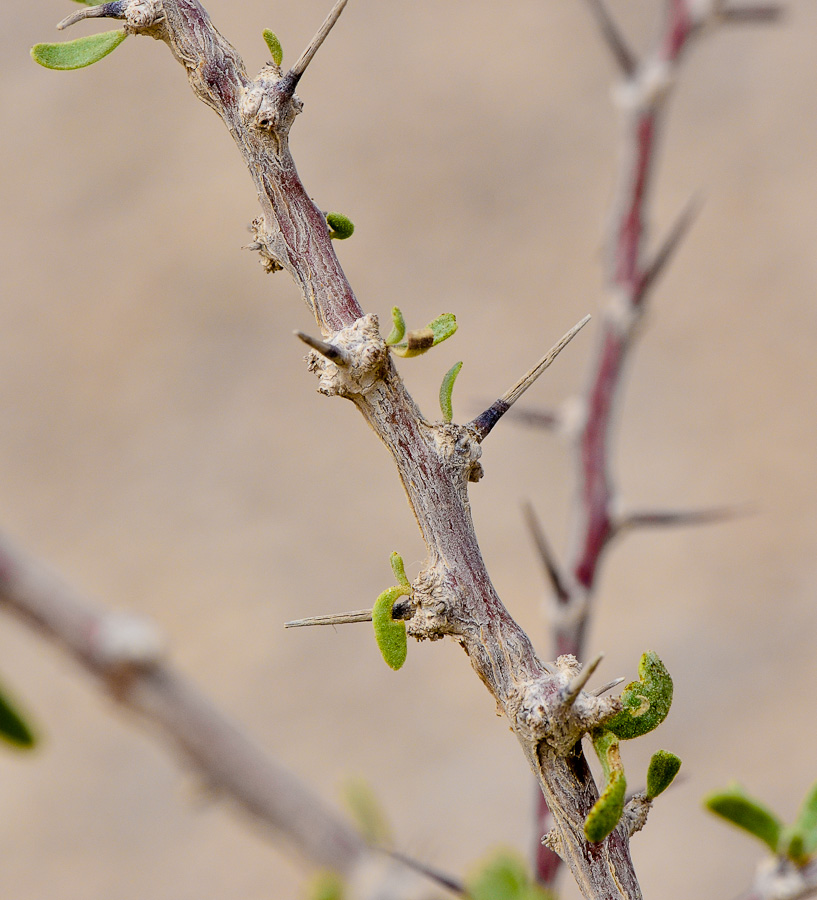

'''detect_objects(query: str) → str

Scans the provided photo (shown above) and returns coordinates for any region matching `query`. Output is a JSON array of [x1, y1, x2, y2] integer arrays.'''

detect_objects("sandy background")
[[2, 1, 817, 898]]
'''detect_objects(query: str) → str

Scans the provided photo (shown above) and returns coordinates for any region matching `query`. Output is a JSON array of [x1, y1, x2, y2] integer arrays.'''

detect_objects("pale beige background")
[[2, 2, 816, 899]]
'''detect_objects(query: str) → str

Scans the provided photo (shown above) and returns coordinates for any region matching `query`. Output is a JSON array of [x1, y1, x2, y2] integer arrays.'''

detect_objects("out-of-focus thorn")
[[295, 330, 349, 364], [615, 505, 743, 535], [385, 849, 466, 895], [564, 653, 604, 708], [581, 0, 638, 76], [636, 196, 702, 303], [719, 4, 784, 24], [289, 0, 349, 81], [522, 501, 571, 602], [591, 676, 626, 697], [506, 407, 561, 430], [468, 315, 590, 441], [285, 609, 372, 628]]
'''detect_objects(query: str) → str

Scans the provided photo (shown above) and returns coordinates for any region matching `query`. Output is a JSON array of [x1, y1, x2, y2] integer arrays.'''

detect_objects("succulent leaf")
[[794, 781, 817, 855], [385, 307, 406, 346], [606, 650, 673, 740], [326, 212, 354, 240], [439, 361, 463, 423], [391, 313, 457, 357], [31, 30, 127, 70], [262, 29, 283, 66], [704, 783, 783, 854], [390, 551, 410, 587], [645, 749, 681, 800], [372, 585, 410, 670], [584, 730, 627, 843]]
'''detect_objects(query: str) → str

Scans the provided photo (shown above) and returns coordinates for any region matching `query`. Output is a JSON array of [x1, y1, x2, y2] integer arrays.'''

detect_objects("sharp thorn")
[[294, 330, 349, 364], [57, 0, 125, 30], [506, 407, 561, 431], [564, 653, 604, 707], [468, 315, 590, 441], [636, 196, 702, 302], [522, 502, 571, 602], [285, 609, 372, 628], [385, 849, 466, 896], [581, 0, 638, 77], [615, 505, 744, 534], [289, 0, 349, 82], [719, 4, 784, 23], [591, 676, 626, 697]]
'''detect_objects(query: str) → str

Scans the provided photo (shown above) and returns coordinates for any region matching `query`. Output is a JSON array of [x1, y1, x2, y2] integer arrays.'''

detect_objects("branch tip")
[[468, 315, 590, 441], [289, 0, 349, 82], [564, 653, 604, 707], [581, 0, 638, 76], [284, 609, 373, 628], [295, 330, 349, 364]]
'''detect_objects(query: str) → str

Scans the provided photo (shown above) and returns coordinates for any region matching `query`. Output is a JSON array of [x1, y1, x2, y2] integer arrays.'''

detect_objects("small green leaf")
[[606, 651, 673, 740], [372, 585, 410, 670], [72, 0, 109, 5], [428, 312, 457, 346], [0, 682, 37, 750], [645, 750, 681, 800], [794, 781, 817, 855], [780, 826, 808, 864], [584, 730, 627, 843], [32, 30, 127, 71], [467, 850, 553, 900], [326, 212, 354, 240], [385, 307, 406, 346], [342, 777, 393, 845], [390, 551, 409, 587], [262, 29, 283, 67], [704, 783, 783, 854], [306, 870, 344, 900], [391, 313, 457, 358], [439, 361, 463, 424]]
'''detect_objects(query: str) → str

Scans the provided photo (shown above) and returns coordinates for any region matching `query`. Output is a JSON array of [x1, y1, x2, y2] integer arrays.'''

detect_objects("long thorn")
[[385, 849, 466, 896], [295, 330, 349, 364], [289, 0, 349, 81], [720, 4, 784, 23], [563, 653, 604, 707], [507, 407, 561, 430], [57, 0, 126, 30], [522, 502, 570, 602], [615, 505, 742, 534], [285, 609, 372, 628], [468, 315, 591, 441], [591, 676, 626, 697], [581, 0, 637, 76], [636, 196, 701, 303]]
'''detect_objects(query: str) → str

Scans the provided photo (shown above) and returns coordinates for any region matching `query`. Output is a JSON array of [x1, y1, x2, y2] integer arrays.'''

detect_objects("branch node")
[[563, 653, 604, 708]]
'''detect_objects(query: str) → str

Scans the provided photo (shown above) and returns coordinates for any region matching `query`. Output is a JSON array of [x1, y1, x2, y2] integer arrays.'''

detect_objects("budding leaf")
[[32, 30, 127, 70], [584, 730, 627, 843], [704, 783, 783, 854], [326, 212, 354, 240], [439, 361, 463, 424], [372, 585, 410, 670], [390, 551, 410, 587], [385, 307, 406, 346], [606, 650, 673, 740], [391, 313, 457, 357], [794, 781, 817, 856], [262, 29, 283, 67], [645, 749, 681, 800], [0, 681, 37, 750]]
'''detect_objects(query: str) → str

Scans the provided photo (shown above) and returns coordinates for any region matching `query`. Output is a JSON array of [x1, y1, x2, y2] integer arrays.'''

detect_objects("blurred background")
[[2, 1, 816, 898]]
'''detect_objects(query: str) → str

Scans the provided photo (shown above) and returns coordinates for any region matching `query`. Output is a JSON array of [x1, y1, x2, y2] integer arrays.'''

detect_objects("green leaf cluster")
[[371, 552, 411, 670], [385, 307, 457, 358], [705, 780, 817, 864], [467, 850, 554, 900]]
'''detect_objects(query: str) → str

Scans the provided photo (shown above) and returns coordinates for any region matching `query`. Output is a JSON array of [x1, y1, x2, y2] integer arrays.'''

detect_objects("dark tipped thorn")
[[636, 196, 702, 303], [288, 0, 349, 83], [57, 0, 126, 30], [467, 316, 590, 441], [564, 653, 604, 707], [284, 609, 372, 628], [295, 330, 349, 364], [581, 0, 638, 76], [720, 4, 784, 23], [615, 505, 743, 534], [522, 502, 571, 603], [591, 676, 626, 697]]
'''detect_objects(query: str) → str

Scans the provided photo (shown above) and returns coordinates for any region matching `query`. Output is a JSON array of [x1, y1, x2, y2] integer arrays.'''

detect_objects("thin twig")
[[580, 0, 638, 76], [289, 0, 349, 81], [522, 502, 570, 602], [285, 609, 372, 627]]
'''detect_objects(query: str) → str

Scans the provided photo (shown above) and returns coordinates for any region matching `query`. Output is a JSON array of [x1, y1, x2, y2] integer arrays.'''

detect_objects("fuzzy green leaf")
[[439, 361, 463, 424], [645, 750, 681, 800], [467, 850, 553, 900], [794, 781, 817, 855], [0, 682, 36, 749], [262, 29, 283, 67], [32, 30, 127, 70], [326, 212, 354, 240], [705, 783, 783, 854], [391, 313, 457, 358], [584, 730, 627, 842], [307, 870, 345, 900], [606, 651, 673, 740], [372, 585, 410, 670], [429, 312, 457, 345], [390, 551, 410, 587], [342, 777, 393, 846], [385, 307, 406, 346]]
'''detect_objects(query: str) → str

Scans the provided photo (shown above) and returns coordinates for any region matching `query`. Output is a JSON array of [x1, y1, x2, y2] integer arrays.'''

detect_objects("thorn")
[[506, 407, 560, 430], [636, 196, 702, 303], [719, 4, 784, 23], [284, 609, 372, 628], [385, 849, 466, 896], [57, 1, 126, 30], [563, 653, 604, 707], [289, 0, 349, 82], [591, 676, 626, 697], [522, 502, 570, 602], [581, 0, 638, 76], [468, 315, 591, 441], [244, 241, 262, 251], [295, 330, 349, 364], [615, 505, 743, 534]]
